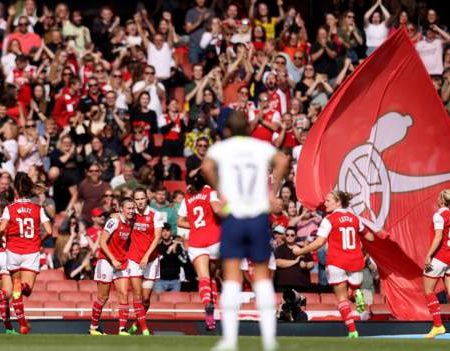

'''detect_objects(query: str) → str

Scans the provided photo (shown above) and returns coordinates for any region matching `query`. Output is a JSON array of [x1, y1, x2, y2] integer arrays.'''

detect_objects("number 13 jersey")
[[317, 208, 366, 272], [178, 186, 221, 248], [1, 199, 50, 254]]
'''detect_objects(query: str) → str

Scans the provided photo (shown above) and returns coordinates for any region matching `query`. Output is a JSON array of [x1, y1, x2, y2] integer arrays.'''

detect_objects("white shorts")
[[424, 258, 450, 278], [127, 258, 160, 281], [188, 242, 220, 263], [326, 265, 363, 287], [94, 259, 129, 283], [0, 251, 9, 276], [6, 250, 40, 273], [240, 253, 276, 271]]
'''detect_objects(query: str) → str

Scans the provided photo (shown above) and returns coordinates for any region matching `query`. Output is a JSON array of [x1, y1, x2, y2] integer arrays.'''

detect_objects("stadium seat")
[[43, 301, 77, 317], [38, 269, 65, 281], [60, 291, 92, 302], [241, 302, 257, 310], [24, 301, 44, 317], [370, 304, 392, 320], [189, 292, 201, 303], [310, 272, 319, 284], [158, 292, 190, 303], [320, 294, 337, 304], [78, 280, 97, 293], [175, 302, 204, 320], [306, 303, 337, 311], [163, 180, 187, 193], [303, 293, 321, 304], [27, 291, 57, 302], [33, 280, 47, 291], [75, 301, 93, 318], [372, 293, 385, 305], [148, 301, 175, 319], [47, 280, 78, 293]]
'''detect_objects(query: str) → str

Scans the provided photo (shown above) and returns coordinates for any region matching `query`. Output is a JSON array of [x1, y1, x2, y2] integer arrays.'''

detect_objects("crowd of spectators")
[[0, 0, 448, 300]]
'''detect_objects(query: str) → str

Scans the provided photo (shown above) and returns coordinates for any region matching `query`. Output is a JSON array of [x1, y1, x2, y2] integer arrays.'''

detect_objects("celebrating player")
[[423, 189, 450, 338], [89, 197, 135, 336], [126, 188, 163, 335], [292, 191, 374, 338], [0, 173, 52, 334], [177, 175, 221, 331], [202, 111, 289, 351]]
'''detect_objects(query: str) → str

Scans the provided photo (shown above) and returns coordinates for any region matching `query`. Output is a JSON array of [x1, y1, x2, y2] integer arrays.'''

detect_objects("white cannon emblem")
[[337, 112, 450, 231]]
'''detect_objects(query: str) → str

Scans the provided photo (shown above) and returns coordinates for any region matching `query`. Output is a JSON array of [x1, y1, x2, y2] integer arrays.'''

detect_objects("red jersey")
[[128, 207, 164, 264], [248, 108, 281, 142], [52, 89, 80, 128], [268, 89, 287, 114], [178, 186, 221, 248], [269, 213, 289, 229], [432, 207, 450, 264], [317, 209, 366, 271], [98, 216, 132, 265], [161, 113, 185, 141], [1, 199, 49, 254]]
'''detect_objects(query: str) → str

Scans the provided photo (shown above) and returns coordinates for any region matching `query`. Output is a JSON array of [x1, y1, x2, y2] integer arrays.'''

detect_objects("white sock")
[[254, 279, 277, 348], [220, 280, 242, 347]]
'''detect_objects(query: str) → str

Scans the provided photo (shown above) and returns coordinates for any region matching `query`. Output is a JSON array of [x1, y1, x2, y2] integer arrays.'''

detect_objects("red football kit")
[[99, 216, 132, 266], [178, 186, 221, 248], [127, 207, 164, 264], [1, 199, 49, 254], [248, 108, 281, 142], [317, 208, 366, 271], [432, 207, 450, 264]]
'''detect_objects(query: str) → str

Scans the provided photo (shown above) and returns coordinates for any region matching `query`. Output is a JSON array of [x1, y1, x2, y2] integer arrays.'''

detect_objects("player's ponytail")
[[331, 190, 354, 208], [439, 189, 450, 207], [14, 172, 34, 198]]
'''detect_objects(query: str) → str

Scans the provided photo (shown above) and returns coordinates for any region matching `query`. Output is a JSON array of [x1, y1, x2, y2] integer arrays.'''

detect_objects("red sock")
[[210, 278, 218, 304], [0, 290, 13, 330], [90, 300, 105, 329], [11, 296, 27, 328], [118, 304, 129, 331], [426, 293, 442, 327], [338, 300, 356, 333], [133, 301, 148, 331], [199, 278, 212, 307]]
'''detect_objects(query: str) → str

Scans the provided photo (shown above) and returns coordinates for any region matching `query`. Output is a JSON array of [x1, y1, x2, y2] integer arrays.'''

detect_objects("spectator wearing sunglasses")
[[4, 15, 42, 55]]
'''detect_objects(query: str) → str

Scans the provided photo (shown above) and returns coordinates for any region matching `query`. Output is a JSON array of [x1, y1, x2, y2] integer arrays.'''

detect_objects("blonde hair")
[[439, 189, 450, 207], [331, 190, 354, 208]]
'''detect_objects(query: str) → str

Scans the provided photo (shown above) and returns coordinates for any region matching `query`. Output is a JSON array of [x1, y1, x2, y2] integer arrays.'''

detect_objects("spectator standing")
[[150, 185, 178, 234], [364, 0, 391, 56], [17, 119, 47, 173], [416, 25, 450, 76]]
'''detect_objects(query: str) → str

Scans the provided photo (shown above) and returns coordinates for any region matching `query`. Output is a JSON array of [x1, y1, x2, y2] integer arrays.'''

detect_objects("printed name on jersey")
[[17, 207, 32, 214], [186, 193, 208, 204], [339, 216, 354, 223]]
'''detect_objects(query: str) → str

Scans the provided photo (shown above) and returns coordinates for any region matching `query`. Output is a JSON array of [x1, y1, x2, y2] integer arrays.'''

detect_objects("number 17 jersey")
[[317, 208, 366, 272], [1, 199, 50, 254], [178, 186, 221, 248]]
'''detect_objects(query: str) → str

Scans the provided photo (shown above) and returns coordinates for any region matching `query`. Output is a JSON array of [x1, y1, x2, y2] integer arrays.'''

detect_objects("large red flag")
[[296, 29, 450, 320]]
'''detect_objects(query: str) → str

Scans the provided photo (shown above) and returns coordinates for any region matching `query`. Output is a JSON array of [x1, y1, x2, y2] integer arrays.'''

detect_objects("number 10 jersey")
[[1, 199, 50, 254]]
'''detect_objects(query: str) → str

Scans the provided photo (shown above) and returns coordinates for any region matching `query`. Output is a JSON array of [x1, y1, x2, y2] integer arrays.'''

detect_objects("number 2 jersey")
[[178, 186, 221, 248], [431, 207, 450, 264], [1, 199, 50, 254], [317, 208, 366, 272]]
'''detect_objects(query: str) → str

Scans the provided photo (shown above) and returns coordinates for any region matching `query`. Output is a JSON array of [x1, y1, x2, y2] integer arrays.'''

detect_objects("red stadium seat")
[[158, 292, 190, 303], [320, 293, 337, 304], [27, 291, 57, 302], [33, 280, 46, 291], [148, 302, 175, 319], [163, 180, 187, 193], [154, 134, 164, 148], [47, 280, 78, 293], [372, 293, 385, 305], [24, 301, 44, 317], [310, 272, 319, 284], [370, 303, 392, 317], [60, 291, 92, 302], [306, 303, 337, 311], [78, 280, 97, 293], [241, 302, 257, 310], [190, 292, 202, 303], [38, 269, 65, 281], [175, 302, 204, 320], [302, 293, 321, 304], [76, 301, 93, 318], [43, 301, 77, 317]]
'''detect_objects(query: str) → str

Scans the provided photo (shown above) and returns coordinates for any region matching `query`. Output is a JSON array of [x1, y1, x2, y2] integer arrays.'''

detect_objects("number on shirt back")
[[193, 206, 206, 229], [339, 227, 356, 250], [16, 218, 35, 239], [234, 163, 257, 198]]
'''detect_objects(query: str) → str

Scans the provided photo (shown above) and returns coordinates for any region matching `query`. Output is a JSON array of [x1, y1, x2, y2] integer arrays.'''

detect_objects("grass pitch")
[[0, 335, 449, 351]]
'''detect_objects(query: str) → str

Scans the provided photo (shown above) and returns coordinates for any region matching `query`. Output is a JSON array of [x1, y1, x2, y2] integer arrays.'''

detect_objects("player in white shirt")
[[202, 111, 289, 351]]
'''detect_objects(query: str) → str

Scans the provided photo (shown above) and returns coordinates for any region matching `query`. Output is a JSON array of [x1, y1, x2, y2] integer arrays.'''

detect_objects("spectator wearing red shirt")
[[4, 16, 42, 55], [52, 77, 81, 128], [160, 99, 188, 157], [248, 91, 281, 142], [269, 197, 289, 229], [273, 112, 301, 149]]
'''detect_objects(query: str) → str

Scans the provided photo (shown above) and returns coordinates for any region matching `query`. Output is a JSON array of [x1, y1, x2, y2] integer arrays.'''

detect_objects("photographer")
[[274, 226, 314, 292]]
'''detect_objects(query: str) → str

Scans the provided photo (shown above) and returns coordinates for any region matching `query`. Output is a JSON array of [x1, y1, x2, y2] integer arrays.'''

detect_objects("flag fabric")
[[296, 29, 450, 320]]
